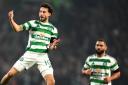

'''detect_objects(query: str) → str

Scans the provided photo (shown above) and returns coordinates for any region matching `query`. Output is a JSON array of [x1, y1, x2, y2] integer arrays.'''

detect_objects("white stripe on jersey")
[[31, 38, 49, 44], [31, 45, 47, 49]]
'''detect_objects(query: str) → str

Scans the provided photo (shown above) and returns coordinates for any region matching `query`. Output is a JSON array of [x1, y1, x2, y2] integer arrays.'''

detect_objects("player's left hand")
[[104, 76, 112, 83], [48, 38, 60, 50]]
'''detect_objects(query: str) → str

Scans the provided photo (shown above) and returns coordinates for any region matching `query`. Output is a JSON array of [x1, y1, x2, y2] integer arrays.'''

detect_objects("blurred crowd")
[[0, 0, 128, 85]]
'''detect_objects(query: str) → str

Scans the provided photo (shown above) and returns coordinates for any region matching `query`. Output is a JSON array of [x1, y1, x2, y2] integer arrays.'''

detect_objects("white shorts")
[[13, 51, 53, 77]]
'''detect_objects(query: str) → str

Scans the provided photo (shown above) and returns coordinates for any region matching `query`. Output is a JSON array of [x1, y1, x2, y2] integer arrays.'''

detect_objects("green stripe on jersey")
[[40, 24, 54, 30], [36, 20, 54, 30], [91, 65, 110, 69], [32, 27, 52, 35], [110, 63, 117, 69], [26, 48, 48, 53], [27, 22, 31, 27], [89, 58, 110, 63], [22, 22, 31, 30], [22, 25, 26, 30], [85, 62, 90, 67], [31, 41, 48, 46], [90, 79, 106, 84]]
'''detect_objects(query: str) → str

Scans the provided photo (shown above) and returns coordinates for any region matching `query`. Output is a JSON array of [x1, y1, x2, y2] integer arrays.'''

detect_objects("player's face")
[[39, 7, 51, 22], [95, 41, 107, 55]]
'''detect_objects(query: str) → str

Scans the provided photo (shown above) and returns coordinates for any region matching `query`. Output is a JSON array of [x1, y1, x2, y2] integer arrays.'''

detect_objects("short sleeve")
[[110, 58, 119, 71], [21, 20, 33, 30], [51, 27, 59, 39], [83, 57, 90, 69]]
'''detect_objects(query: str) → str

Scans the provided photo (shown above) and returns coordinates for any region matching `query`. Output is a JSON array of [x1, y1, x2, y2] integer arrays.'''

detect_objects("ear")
[[105, 45, 107, 51], [48, 12, 52, 17]]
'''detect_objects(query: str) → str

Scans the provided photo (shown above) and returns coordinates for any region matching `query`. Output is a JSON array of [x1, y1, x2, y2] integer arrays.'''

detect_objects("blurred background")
[[0, 0, 128, 85]]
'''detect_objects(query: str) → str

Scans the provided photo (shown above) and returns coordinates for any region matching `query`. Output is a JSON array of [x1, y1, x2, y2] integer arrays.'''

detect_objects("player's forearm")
[[110, 71, 120, 81], [8, 17, 22, 32]]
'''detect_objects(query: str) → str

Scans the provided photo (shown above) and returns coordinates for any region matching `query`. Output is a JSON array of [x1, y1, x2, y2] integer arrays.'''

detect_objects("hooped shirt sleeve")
[[83, 56, 91, 70], [51, 27, 59, 39], [110, 57, 119, 71], [21, 20, 34, 31]]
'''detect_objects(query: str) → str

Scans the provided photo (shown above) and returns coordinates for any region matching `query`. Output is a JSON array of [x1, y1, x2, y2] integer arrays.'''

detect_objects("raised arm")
[[8, 10, 23, 32]]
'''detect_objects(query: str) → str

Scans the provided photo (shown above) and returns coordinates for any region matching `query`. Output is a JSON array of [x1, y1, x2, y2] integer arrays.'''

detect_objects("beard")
[[96, 50, 105, 55], [40, 17, 47, 22]]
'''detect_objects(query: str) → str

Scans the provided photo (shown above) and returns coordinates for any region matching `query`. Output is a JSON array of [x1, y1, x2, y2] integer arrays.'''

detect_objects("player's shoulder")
[[105, 54, 117, 62], [90, 54, 97, 57], [85, 54, 97, 62], [87, 54, 96, 59], [48, 23, 57, 29], [26, 20, 39, 27], [26, 20, 37, 24], [28, 20, 37, 22], [48, 22, 54, 26]]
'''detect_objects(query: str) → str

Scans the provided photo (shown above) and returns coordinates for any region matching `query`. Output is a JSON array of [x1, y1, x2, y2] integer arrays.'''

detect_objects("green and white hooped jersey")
[[22, 20, 58, 53], [83, 54, 119, 85]]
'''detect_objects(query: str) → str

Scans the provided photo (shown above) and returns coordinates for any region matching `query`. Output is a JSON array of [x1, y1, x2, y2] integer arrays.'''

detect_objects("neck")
[[42, 20, 48, 23], [97, 52, 106, 57]]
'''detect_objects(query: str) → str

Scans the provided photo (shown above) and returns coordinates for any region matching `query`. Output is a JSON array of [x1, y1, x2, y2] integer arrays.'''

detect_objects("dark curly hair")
[[40, 3, 53, 15]]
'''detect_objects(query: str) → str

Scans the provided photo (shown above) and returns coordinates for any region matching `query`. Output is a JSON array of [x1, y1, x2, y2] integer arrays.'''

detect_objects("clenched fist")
[[8, 10, 14, 19]]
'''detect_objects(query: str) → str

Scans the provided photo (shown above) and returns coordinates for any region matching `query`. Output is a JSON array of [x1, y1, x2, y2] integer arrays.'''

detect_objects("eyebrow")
[[96, 44, 104, 46]]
